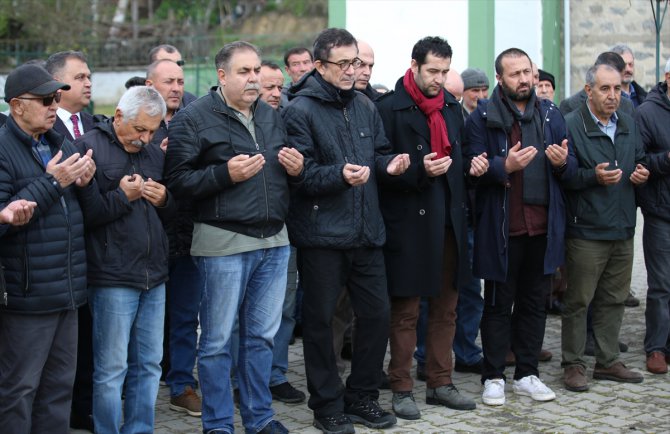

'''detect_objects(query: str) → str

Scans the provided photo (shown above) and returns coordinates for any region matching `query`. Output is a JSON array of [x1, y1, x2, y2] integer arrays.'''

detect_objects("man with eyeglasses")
[[0, 63, 97, 433], [282, 28, 409, 434]]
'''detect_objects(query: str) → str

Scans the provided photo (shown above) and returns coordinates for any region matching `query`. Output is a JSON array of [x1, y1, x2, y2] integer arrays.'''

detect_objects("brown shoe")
[[169, 385, 202, 417], [564, 365, 589, 392], [647, 352, 668, 374], [538, 348, 553, 362], [593, 361, 643, 383]]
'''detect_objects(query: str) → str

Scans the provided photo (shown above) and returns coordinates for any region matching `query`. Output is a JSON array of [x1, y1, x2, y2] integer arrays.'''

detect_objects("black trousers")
[[71, 304, 94, 418], [299, 247, 390, 418], [480, 234, 550, 382]]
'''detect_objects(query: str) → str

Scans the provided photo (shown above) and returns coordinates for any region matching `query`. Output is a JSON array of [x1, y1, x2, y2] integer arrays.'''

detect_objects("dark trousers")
[[299, 247, 390, 418], [389, 230, 459, 391], [480, 234, 550, 382], [0, 309, 77, 434], [71, 304, 94, 418]]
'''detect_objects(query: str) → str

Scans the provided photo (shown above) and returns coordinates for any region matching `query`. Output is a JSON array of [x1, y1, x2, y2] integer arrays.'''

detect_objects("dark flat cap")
[[538, 69, 555, 89]]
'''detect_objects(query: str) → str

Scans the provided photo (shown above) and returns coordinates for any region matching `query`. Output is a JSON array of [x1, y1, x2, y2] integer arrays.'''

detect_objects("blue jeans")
[[197, 246, 289, 434], [166, 256, 203, 396], [89, 285, 165, 434], [271, 246, 298, 386], [453, 228, 483, 365], [643, 214, 670, 354]]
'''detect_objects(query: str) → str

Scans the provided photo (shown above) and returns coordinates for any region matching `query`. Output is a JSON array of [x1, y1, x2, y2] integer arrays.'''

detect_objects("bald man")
[[445, 69, 464, 101], [355, 41, 383, 100]]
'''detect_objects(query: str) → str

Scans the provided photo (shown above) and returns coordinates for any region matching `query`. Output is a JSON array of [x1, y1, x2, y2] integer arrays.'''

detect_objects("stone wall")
[[569, 0, 669, 93]]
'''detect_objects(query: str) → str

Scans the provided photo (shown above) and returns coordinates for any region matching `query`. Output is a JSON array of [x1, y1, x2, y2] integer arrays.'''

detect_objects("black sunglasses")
[[15, 92, 62, 106], [176, 60, 186, 67]]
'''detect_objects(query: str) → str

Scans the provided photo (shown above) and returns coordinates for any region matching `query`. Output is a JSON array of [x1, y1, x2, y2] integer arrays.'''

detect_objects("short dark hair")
[[411, 36, 452, 67], [45, 51, 88, 76], [313, 28, 357, 62], [595, 51, 625, 73], [283, 47, 313, 67], [214, 41, 260, 71], [495, 48, 532, 75], [125, 76, 147, 89], [261, 60, 282, 71], [149, 44, 179, 63]]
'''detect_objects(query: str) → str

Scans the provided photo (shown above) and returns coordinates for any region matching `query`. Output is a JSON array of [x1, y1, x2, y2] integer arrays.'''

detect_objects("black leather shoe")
[[70, 411, 94, 432], [624, 291, 640, 307]]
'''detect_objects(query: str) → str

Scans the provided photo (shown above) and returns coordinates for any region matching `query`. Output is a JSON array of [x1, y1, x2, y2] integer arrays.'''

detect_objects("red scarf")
[[402, 68, 451, 158]]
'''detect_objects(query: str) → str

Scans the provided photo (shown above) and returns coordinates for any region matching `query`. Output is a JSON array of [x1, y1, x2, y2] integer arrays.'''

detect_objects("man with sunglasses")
[[0, 63, 97, 434], [282, 28, 409, 434]]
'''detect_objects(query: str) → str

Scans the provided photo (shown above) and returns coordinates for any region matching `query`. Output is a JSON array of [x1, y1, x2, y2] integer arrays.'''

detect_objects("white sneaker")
[[482, 379, 505, 406], [513, 375, 556, 402]]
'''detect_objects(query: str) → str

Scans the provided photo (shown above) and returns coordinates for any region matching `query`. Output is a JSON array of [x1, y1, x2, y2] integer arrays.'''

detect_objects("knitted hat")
[[461, 68, 489, 90]]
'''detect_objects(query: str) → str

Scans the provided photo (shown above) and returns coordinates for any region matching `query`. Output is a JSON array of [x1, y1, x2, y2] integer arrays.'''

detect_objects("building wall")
[[569, 0, 670, 94]]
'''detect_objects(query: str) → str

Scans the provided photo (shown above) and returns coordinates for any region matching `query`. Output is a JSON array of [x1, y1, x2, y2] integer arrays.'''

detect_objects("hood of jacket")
[[643, 81, 670, 113]]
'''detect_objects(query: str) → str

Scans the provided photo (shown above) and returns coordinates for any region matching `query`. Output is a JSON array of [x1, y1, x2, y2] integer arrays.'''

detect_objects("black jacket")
[[0, 117, 90, 313], [630, 80, 648, 107], [164, 88, 296, 238], [282, 69, 394, 249], [53, 111, 97, 142], [634, 81, 670, 221], [75, 118, 175, 290], [376, 78, 470, 296]]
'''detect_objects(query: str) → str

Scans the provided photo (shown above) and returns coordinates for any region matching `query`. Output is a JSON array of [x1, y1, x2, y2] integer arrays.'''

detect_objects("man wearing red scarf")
[[376, 36, 489, 420]]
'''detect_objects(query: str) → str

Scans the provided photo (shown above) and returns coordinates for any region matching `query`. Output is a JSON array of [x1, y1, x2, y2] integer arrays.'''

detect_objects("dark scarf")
[[488, 85, 547, 206], [402, 68, 451, 158], [314, 71, 356, 106]]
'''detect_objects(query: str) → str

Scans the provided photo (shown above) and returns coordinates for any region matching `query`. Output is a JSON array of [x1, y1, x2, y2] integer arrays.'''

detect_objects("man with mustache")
[[611, 44, 647, 108], [282, 28, 409, 434], [561, 64, 648, 392], [164, 41, 303, 434], [74, 86, 176, 433], [465, 47, 576, 406]]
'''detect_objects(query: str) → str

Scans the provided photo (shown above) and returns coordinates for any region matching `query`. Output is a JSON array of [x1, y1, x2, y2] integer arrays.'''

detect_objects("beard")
[[501, 79, 532, 102]]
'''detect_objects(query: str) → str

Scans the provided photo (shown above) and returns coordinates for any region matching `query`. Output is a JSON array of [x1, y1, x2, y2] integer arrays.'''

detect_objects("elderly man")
[[536, 69, 556, 101], [635, 57, 670, 375], [0, 63, 96, 434], [259, 61, 285, 110], [461, 68, 489, 116], [75, 86, 174, 433], [164, 41, 303, 434], [283, 28, 409, 434], [611, 44, 647, 107], [281, 47, 314, 107], [561, 64, 648, 392]]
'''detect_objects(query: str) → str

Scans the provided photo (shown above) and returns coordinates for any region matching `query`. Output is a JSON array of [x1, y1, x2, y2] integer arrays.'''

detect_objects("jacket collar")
[[578, 100, 629, 137], [207, 86, 262, 118], [6, 115, 66, 151]]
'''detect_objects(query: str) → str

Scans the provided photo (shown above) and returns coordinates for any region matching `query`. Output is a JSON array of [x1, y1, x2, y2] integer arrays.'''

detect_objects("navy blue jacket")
[[0, 117, 91, 313], [464, 91, 576, 282]]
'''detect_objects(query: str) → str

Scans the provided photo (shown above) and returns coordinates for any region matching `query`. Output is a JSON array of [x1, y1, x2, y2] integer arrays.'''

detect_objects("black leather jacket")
[[164, 88, 298, 238]]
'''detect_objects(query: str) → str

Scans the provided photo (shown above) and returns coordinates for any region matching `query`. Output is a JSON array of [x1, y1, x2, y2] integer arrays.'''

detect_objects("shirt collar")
[[586, 101, 618, 127]]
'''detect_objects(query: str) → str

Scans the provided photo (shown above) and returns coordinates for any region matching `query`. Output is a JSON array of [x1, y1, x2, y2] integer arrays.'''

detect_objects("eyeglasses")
[[15, 93, 61, 106], [320, 58, 362, 71], [176, 60, 185, 66]]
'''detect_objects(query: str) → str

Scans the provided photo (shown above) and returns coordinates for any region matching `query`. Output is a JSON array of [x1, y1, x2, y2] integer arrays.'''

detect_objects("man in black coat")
[[376, 36, 487, 420], [0, 63, 96, 434], [46, 49, 99, 432], [282, 28, 409, 434]]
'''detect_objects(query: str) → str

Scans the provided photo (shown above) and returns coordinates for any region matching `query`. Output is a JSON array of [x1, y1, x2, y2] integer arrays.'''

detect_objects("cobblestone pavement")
[[74, 218, 670, 433]]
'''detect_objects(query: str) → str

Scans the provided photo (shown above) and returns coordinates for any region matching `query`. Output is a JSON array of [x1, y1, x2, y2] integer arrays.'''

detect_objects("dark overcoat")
[[375, 77, 470, 297]]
